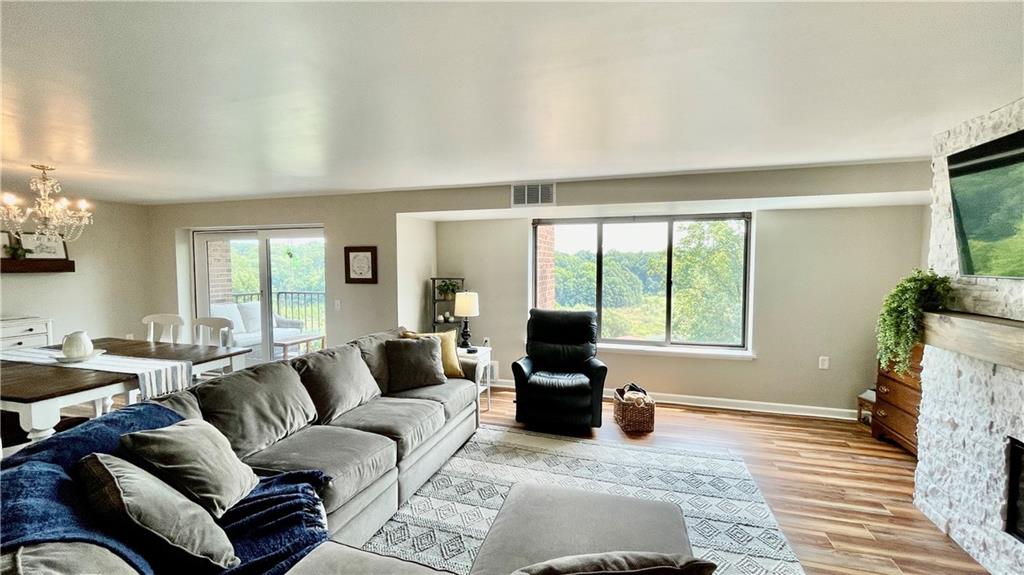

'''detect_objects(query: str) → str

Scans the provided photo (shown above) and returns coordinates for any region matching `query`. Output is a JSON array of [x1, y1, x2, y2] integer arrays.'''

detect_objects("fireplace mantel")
[[923, 310, 1024, 371]]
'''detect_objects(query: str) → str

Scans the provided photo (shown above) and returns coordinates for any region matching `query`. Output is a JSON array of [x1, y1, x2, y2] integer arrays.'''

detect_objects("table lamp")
[[454, 291, 480, 351]]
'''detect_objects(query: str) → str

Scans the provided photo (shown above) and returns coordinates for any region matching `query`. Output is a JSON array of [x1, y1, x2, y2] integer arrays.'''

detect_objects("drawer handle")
[[878, 385, 889, 394], [877, 409, 887, 417], [15, 341, 23, 346], [25, 327, 34, 332]]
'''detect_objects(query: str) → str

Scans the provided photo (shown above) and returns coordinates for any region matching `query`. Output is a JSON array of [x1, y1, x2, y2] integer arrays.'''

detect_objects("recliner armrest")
[[511, 356, 535, 382], [584, 357, 608, 427], [582, 357, 608, 384]]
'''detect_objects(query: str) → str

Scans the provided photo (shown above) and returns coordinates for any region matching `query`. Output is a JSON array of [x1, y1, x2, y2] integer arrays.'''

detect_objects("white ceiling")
[[2, 2, 1021, 204]]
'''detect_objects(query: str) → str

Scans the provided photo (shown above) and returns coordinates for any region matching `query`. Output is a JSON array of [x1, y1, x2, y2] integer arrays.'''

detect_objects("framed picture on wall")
[[20, 233, 69, 260], [345, 246, 377, 284]]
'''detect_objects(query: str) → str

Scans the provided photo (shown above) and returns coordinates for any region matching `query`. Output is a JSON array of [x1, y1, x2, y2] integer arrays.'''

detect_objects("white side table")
[[457, 345, 492, 416]]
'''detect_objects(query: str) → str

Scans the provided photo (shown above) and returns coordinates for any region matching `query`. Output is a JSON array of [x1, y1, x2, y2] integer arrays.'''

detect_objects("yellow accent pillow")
[[401, 330, 465, 378]]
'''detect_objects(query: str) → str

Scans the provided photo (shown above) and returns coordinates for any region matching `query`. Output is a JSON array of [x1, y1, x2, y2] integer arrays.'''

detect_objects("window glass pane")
[[671, 219, 746, 345], [535, 223, 597, 311], [601, 222, 667, 341]]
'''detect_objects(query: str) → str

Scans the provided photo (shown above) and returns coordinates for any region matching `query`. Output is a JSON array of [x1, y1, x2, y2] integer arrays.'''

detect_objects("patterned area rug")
[[362, 425, 804, 575]]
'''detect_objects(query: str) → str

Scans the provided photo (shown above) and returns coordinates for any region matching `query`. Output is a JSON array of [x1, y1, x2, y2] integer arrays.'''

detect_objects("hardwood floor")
[[479, 389, 986, 575]]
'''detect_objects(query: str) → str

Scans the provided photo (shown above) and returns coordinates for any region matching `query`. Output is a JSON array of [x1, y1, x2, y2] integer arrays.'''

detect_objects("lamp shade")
[[454, 291, 480, 317]]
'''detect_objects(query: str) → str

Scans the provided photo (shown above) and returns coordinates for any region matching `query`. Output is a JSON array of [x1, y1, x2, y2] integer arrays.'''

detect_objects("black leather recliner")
[[512, 309, 608, 428]]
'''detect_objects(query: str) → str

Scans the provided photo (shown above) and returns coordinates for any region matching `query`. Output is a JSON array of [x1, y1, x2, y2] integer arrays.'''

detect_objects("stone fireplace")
[[1010, 437, 1024, 544], [915, 98, 1024, 574]]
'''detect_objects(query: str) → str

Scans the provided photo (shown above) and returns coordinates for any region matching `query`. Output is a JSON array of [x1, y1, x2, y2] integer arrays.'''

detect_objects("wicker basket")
[[613, 383, 655, 433]]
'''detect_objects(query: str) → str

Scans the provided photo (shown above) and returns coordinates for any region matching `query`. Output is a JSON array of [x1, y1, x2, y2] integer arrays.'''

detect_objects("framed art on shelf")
[[345, 246, 377, 284], [20, 233, 69, 260]]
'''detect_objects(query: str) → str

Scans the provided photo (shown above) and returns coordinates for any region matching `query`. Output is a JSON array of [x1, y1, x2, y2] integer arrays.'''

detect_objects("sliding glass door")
[[194, 228, 326, 364]]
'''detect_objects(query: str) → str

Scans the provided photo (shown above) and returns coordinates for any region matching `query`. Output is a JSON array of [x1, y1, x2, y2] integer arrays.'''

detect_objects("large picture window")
[[534, 214, 751, 348]]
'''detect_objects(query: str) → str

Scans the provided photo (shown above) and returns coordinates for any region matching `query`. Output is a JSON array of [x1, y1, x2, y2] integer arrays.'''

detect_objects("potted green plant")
[[437, 280, 461, 301], [876, 269, 952, 374], [3, 241, 32, 260]]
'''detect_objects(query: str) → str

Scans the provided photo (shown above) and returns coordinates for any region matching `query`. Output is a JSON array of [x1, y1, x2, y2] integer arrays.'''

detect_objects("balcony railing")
[[231, 291, 326, 334]]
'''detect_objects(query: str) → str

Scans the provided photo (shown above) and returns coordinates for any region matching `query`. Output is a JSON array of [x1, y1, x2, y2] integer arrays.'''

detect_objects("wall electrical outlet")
[[125, 333, 135, 340], [334, 299, 342, 311], [818, 356, 830, 370]]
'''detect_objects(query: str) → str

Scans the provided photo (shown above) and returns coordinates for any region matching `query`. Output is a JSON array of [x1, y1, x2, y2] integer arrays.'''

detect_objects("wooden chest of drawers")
[[0, 317, 53, 351], [871, 342, 922, 455]]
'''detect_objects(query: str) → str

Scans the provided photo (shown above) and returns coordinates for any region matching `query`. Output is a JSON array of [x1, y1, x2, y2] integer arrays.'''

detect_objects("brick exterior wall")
[[206, 240, 234, 304], [535, 225, 555, 309]]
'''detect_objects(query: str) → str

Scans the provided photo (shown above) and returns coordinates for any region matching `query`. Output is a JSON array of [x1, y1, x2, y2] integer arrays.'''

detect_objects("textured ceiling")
[[2, 2, 1021, 203]]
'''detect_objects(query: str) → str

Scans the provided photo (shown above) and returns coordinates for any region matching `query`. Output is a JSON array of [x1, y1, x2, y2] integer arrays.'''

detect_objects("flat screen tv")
[[948, 129, 1024, 279]]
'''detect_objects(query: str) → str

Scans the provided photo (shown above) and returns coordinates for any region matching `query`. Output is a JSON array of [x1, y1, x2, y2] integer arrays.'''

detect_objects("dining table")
[[0, 337, 251, 442]]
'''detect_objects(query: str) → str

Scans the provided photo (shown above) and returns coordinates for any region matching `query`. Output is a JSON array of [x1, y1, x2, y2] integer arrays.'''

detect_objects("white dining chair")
[[194, 316, 234, 347], [142, 313, 184, 343]]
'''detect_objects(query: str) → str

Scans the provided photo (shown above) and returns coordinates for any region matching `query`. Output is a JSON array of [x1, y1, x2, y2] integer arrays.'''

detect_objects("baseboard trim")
[[491, 380, 858, 421]]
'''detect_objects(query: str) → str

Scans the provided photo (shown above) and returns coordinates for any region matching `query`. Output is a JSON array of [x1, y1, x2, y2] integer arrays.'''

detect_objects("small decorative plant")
[[876, 269, 952, 374], [437, 280, 460, 300], [3, 241, 32, 260]]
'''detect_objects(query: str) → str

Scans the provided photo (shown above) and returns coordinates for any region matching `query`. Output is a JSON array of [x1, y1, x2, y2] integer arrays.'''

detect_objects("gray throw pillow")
[[348, 327, 406, 393], [193, 361, 316, 458], [148, 389, 202, 419], [121, 419, 260, 518], [384, 336, 447, 393], [77, 453, 240, 571], [291, 344, 381, 424], [512, 552, 717, 575], [1, 542, 137, 575]]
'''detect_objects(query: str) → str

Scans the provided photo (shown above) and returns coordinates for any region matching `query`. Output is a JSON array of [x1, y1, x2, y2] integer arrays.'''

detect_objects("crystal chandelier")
[[1, 164, 94, 242]]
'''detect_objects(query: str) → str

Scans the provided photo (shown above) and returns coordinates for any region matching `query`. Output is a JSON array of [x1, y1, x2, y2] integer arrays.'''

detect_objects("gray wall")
[[396, 215, 438, 332], [435, 219, 532, 379], [1, 200, 152, 339], [0, 161, 930, 414], [437, 206, 928, 410]]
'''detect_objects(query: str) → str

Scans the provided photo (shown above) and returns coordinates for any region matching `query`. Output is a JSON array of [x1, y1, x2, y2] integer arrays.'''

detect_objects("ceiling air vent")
[[511, 183, 556, 207]]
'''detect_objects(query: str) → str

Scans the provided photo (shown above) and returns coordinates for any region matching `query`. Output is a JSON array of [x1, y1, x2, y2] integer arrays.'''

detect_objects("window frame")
[[532, 212, 752, 350]]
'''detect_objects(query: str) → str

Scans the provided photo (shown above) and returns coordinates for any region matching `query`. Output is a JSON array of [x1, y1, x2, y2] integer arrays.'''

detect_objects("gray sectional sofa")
[[155, 326, 483, 547], [2, 326, 708, 575]]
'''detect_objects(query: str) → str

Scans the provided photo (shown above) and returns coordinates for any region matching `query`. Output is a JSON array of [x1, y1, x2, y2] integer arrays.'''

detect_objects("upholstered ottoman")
[[469, 484, 705, 575]]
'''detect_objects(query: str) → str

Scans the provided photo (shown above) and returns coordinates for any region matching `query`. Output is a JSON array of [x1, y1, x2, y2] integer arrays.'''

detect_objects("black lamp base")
[[459, 319, 474, 350]]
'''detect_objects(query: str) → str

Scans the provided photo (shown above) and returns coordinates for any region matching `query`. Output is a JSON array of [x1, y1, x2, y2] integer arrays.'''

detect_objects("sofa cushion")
[[527, 371, 591, 393], [149, 389, 202, 419], [0, 542, 138, 575], [291, 344, 381, 424], [401, 330, 464, 378], [193, 361, 316, 458], [77, 453, 240, 571], [120, 419, 260, 518], [236, 301, 263, 333], [288, 541, 447, 575], [385, 337, 447, 393], [210, 302, 245, 335], [469, 484, 693, 575], [328, 397, 444, 460], [388, 379, 477, 420], [349, 327, 405, 393], [511, 552, 717, 575], [242, 426, 396, 515]]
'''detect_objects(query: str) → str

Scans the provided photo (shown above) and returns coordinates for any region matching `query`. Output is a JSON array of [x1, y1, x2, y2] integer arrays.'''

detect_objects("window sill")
[[597, 342, 755, 360]]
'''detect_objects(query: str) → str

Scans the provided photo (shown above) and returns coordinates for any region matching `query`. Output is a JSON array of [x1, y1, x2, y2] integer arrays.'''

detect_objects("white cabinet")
[[0, 317, 53, 351]]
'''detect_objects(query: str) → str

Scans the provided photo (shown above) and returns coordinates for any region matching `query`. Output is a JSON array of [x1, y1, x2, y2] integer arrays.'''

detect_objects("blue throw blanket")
[[1, 403, 329, 574]]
